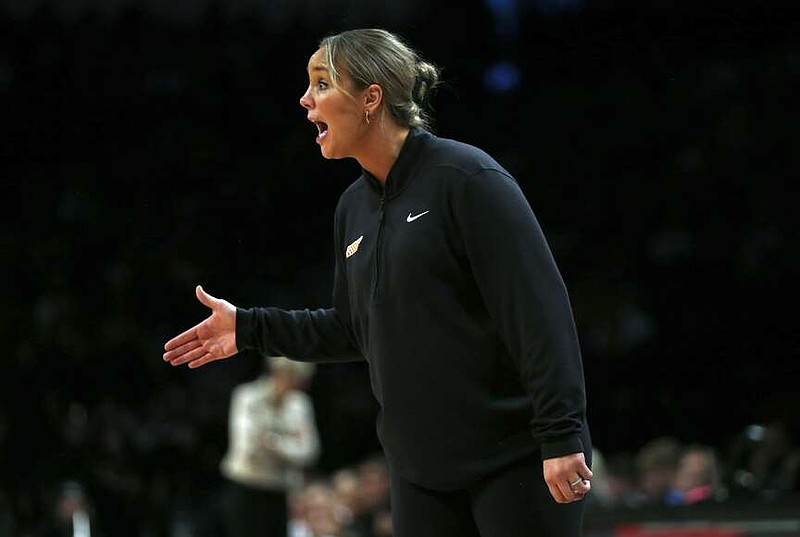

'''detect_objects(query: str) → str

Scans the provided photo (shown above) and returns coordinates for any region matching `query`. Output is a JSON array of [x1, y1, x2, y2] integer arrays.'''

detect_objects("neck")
[[357, 123, 411, 183], [267, 377, 290, 405]]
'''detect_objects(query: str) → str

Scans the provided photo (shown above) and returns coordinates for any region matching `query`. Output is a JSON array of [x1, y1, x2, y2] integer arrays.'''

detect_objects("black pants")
[[220, 480, 288, 537], [390, 457, 586, 537]]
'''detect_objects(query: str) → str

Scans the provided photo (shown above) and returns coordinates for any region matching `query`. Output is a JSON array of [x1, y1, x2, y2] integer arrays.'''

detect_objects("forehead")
[[306, 47, 328, 74]]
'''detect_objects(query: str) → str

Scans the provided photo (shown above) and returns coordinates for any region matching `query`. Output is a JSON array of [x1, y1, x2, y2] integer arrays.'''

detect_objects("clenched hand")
[[543, 451, 593, 503]]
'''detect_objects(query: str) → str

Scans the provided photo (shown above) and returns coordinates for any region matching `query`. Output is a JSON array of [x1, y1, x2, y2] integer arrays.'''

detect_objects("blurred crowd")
[[1, 393, 798, 536], [588, 419, 800, 511]]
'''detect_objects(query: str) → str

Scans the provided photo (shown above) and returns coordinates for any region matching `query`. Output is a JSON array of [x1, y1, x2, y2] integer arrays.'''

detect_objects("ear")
[[364, 83, 382, 113]]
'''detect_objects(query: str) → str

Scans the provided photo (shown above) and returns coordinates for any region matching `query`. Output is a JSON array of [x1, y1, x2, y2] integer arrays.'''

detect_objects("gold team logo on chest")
[[346, 235, 364, 258]]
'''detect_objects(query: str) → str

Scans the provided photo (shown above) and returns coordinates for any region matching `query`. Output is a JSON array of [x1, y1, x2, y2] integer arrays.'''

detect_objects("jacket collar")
[[362, 127, 431, 199]]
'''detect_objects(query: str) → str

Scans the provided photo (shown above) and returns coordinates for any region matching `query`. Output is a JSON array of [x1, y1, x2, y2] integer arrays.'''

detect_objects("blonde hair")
[[267, 355, 315, 382], [319, 28, 441, 130]]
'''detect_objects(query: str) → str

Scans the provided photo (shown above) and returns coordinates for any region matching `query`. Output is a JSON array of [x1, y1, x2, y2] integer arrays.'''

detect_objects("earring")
[[365, 110, 371, 125]]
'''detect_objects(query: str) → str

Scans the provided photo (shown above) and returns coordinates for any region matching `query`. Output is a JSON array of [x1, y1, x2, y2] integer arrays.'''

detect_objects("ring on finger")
[[569, 477, 583, 488]]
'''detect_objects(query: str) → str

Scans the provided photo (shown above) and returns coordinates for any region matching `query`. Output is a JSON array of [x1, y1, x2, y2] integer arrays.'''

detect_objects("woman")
[[219, 356, 320, 537], [164, 28, 593, 537]]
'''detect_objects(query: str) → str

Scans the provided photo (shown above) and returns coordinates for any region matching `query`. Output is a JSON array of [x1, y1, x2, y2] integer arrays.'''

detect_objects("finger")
[[163, 339, 203, 362], [569, 478, 592, 500], [164, 327, 199, 351], [166, 345, 208, 366], [546, 482, 566, 504], [560, 482, 577, 502], [551, 481, 574, 504], [573, 485, 592, 501], [188, 353, 219, 369], [572, 479, 591, 495]]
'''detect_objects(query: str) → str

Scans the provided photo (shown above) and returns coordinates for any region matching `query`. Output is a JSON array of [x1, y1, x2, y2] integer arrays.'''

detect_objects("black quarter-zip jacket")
[[236, 127, 589, 490]]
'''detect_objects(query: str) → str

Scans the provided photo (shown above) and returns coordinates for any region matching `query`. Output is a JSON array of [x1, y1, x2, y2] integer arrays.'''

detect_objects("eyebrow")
[[309, 64, 329, 75]]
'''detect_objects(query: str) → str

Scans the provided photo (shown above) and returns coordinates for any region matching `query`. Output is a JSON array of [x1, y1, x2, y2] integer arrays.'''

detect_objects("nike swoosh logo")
[[406, 210, 430, 223]]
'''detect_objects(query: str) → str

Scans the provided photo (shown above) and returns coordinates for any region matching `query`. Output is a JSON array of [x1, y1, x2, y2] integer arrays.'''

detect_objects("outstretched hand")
[[543, 451, 593, 504], [163, 285, 238, 369]]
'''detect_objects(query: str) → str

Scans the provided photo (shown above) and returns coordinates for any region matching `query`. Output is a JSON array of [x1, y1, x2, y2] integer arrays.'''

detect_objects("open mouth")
[[315, 121, 329, 139]]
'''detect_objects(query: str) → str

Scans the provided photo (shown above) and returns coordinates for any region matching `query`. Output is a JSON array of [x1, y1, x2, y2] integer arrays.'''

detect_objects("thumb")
[[195, 284, 218, 309], [583, 464, 594, 480]]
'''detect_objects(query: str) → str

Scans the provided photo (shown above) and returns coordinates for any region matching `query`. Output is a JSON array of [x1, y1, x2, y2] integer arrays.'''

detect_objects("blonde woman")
[[165, 28, 592, 537]]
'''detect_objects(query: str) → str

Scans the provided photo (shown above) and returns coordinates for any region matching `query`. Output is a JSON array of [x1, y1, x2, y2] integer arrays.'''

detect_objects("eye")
[[316, 80, 329, 91]]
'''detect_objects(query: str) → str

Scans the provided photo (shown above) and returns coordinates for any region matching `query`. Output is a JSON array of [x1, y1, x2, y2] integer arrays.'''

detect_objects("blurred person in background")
[[671, 443, 725, 505], [164, 27, 592, 537], [219, 355, 321, 537], [328, 457, 392, 537], [329, 467, 363, 533], [352, 454, 392, 537], [291, 479, 356, 537], [725, 416, 800, 501], [601, 451, 641, 509], [41, 481, 96, 537], [632, 435, 683, 506], [86, 402, 144, 537]]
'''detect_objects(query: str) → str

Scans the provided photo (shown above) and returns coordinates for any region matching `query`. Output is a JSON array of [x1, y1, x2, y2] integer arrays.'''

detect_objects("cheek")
[[321, 97, 360, 124]]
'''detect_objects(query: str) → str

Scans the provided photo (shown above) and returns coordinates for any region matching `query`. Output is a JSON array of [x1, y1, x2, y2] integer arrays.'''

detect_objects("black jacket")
[[236, 127, 589, 489]]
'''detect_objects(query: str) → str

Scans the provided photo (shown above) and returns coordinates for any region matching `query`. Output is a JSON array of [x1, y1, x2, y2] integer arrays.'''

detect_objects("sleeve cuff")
[[235, 307, 256, 352], [539, 436, 585, 460]]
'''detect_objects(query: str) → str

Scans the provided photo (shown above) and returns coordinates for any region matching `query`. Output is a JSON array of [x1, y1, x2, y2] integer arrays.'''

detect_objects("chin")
[[320, 147, 345, 160]]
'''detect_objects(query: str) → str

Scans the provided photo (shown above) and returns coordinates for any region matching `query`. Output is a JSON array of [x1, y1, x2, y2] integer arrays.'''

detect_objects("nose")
[[299, 87, 312, 109]]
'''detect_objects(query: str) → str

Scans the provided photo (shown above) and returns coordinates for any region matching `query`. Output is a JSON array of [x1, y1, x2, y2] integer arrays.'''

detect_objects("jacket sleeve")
[[235, 198, 363, 363], [235, 306, 361, 362], [453, 167, 587, 460]]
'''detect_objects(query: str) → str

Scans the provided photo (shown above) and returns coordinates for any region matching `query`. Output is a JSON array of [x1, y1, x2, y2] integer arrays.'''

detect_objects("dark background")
[[1, 0, 798, 530]]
